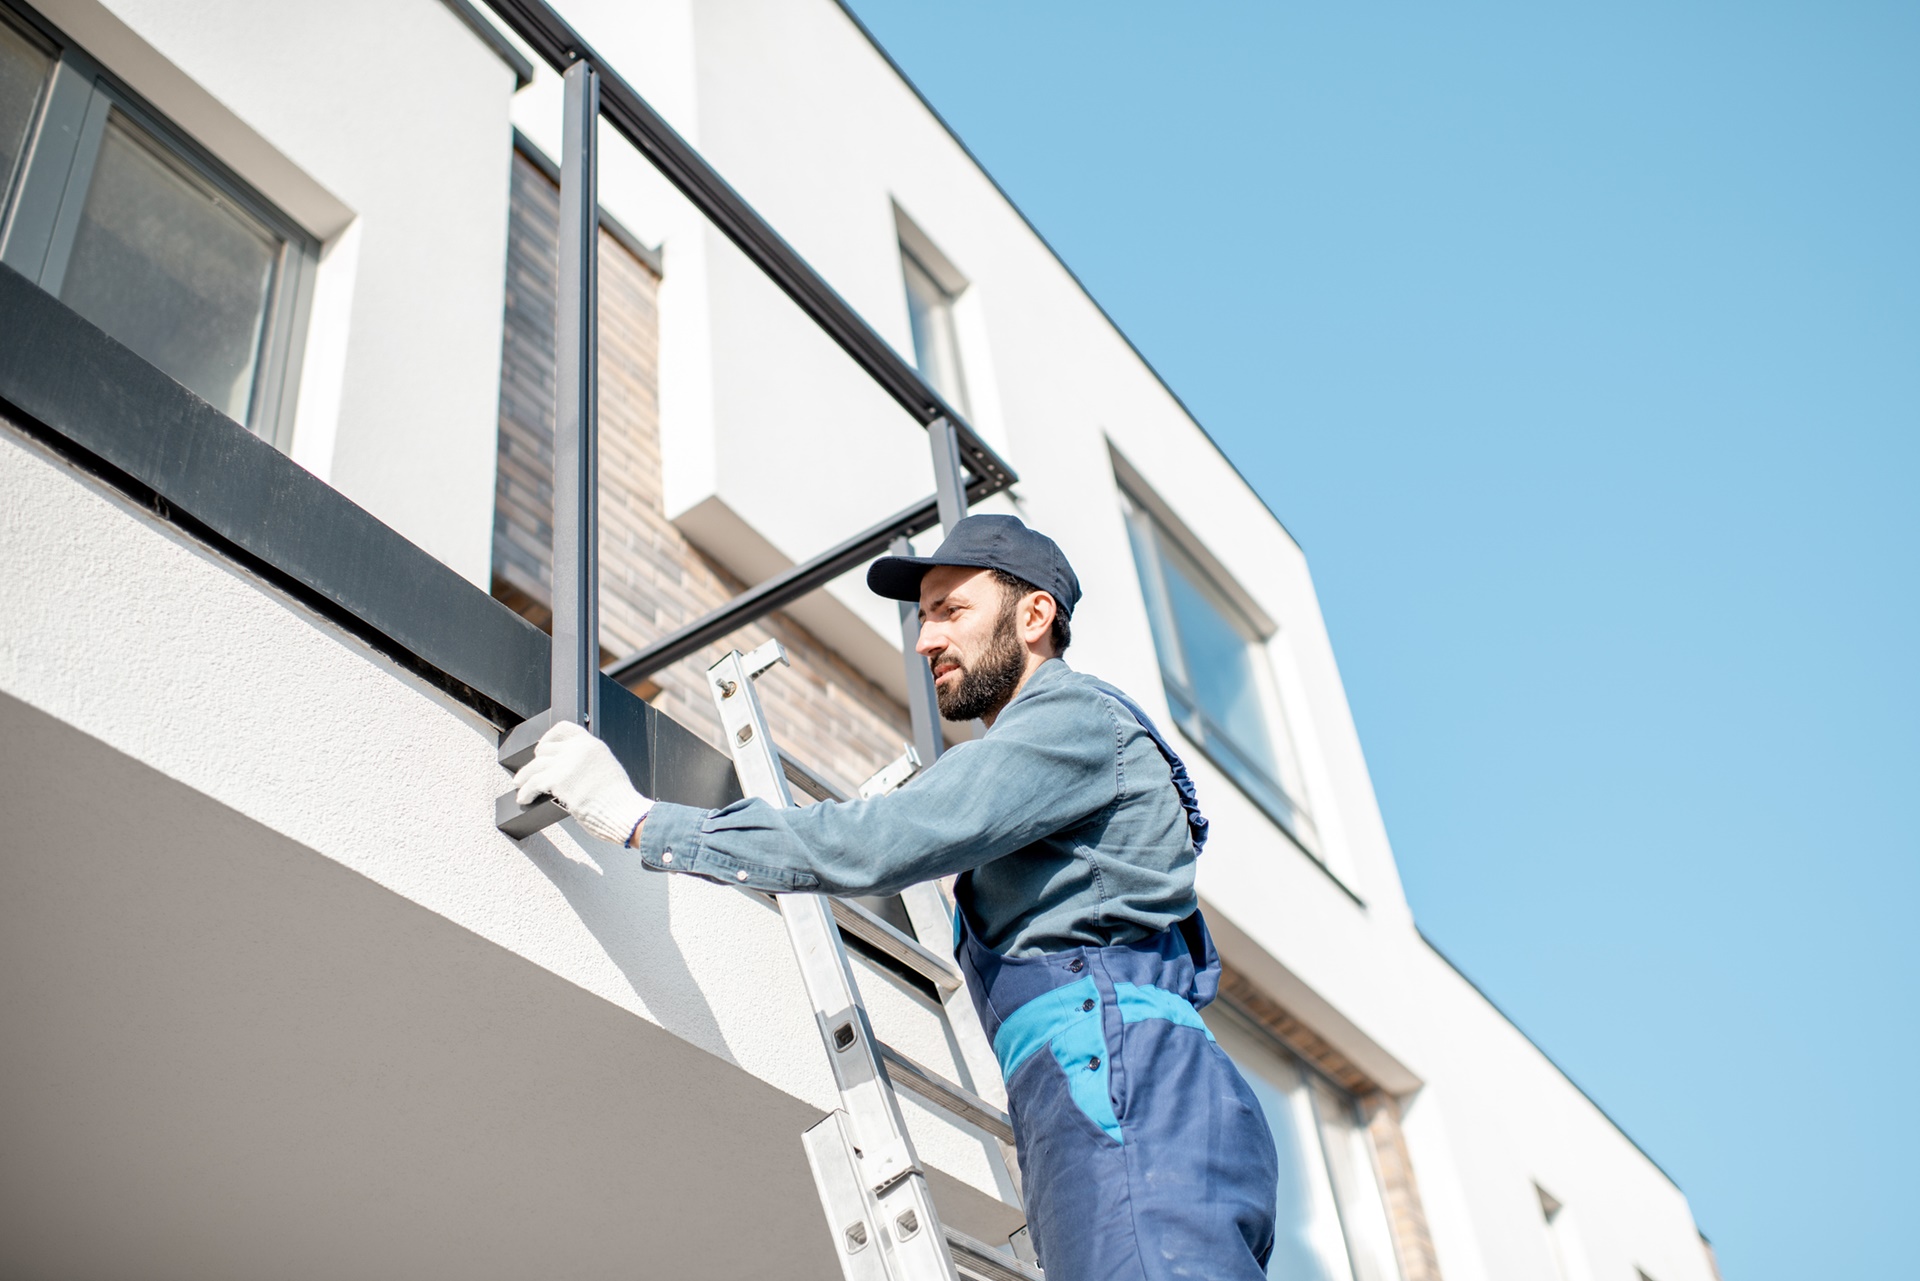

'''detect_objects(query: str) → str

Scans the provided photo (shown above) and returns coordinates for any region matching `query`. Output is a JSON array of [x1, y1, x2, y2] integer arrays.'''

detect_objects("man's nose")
[[915, 620, 945, 657]]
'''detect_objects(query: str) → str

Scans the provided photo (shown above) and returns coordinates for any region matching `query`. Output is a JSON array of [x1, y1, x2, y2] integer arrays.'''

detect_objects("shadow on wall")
[[517, 824, 735, 1065]]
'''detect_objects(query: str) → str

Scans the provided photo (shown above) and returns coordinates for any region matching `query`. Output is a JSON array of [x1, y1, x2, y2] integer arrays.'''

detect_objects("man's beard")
[[933, 599, 1026, 722]]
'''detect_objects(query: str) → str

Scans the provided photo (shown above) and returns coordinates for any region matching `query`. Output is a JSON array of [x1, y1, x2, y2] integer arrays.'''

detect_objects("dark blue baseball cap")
[[867, 514, 1082, 618]]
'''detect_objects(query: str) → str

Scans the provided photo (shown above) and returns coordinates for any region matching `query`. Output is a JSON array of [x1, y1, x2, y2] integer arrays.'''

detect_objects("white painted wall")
[[0, 427, 1021, 1231], [43, 0, 520, 587]]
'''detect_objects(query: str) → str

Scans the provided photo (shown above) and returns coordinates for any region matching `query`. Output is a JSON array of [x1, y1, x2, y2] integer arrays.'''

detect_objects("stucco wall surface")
[[0, 426, 1015, 1209], [1397, 940, 1716, 1281]]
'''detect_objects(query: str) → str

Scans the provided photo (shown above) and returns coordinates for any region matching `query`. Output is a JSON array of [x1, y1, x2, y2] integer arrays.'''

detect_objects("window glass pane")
[[60, 110, 279, 422], [1123, 503, 1189, 688], [1215, 1021, 1355, 1281], [0, 17, 50, 197], [1157, 534, 1278, 779], [1310, 1079, 1404, 1281], [1122, 492, 1320, 840], [902, 248, 968, 413]]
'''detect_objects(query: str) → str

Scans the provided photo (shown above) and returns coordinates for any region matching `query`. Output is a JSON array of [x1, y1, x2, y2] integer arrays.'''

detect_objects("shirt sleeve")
[[633, 678, 1124, 896]]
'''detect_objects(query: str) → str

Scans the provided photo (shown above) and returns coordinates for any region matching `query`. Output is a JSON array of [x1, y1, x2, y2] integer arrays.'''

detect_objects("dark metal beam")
[[0, 265, 745, 815], [477, 0, 1017, 499], [604, 488, 971, 689]]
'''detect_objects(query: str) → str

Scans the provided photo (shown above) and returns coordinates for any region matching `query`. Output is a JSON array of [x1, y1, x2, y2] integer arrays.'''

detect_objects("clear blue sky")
[[842, 3, 1917, 1277]]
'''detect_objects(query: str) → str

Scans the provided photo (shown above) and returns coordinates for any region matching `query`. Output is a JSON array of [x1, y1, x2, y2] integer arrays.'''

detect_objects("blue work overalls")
[[953, 689, 1279, 1280]]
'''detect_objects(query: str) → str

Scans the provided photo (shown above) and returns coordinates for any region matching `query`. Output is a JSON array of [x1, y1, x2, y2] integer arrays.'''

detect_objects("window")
[[1538, 1185, 1594, 1281], [0, 2, 312, 444], [900, 238, 969, 414], [1214, 1013, 1403, 1281], [1121, 487, 1319, 851]]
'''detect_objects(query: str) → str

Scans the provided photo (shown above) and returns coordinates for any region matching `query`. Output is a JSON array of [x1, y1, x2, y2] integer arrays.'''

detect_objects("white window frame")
[[1537, 1184, 1596, 1281], [0, 0, 314, 447], [1214, 1005, 1405, 1281], [895, 206, 971, 416], [1117, 473, 1321, 856]]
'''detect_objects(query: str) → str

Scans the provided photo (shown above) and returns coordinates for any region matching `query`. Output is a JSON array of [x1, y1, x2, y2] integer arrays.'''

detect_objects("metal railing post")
[[497, 59, 601, 838], [893, 540, 943, 770], [894, 416, 978, 767], [894, 426, 1015, 1139], [927, 417, 969, 537], [553, 58, 601, 738]]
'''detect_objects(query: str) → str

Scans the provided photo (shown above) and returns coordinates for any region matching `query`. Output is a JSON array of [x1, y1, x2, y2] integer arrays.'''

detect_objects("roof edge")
[[1417, 927, 1690, 1198], [827, 0, 1302, 554]]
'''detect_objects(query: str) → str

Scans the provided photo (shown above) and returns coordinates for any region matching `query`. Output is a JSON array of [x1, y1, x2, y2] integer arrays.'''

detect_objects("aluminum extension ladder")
[[706, 640, 1042, 1281]]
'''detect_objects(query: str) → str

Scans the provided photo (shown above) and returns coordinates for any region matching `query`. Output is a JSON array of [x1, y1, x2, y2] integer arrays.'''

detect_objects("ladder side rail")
[[708, 649, 959, 1281]]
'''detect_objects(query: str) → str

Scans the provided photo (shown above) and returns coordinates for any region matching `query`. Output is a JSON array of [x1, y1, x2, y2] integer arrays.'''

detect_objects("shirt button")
[[1087, 1056, 1102, 1071], [1068, 959, 1084, 973], [1081, 998, 1095, 1012], [736, 869, 749, 882], [661, 851, 674, 864]]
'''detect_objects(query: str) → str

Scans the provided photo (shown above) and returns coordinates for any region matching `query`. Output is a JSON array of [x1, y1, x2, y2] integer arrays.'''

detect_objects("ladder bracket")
[[858, 744, 922, 799], [863, 1136, 920, 1196], [744, 638, 789, 680]]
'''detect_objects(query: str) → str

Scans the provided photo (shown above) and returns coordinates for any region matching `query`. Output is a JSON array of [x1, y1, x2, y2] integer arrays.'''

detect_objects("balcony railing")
[[0, 0, 1018, 1037]]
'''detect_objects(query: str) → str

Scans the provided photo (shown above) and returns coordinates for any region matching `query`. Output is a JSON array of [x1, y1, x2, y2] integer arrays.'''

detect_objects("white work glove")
[[512, 720, 653, 845]]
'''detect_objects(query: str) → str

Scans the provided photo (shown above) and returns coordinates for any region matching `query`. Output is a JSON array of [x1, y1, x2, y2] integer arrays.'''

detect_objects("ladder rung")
[[780, 749, 848, 803], [831, 896, 963, 994], [879, 1042, 1014, 1146], [944, 1226, 1044, 1281], [742, 888, 963, 995]]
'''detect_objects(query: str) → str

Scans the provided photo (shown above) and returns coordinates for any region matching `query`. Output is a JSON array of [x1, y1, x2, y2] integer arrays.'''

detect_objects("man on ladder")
[[513, 514, 1280, 1280]]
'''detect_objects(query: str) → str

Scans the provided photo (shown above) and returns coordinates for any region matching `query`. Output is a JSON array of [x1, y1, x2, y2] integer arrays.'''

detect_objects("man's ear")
[[1023, 591, 1058, 649]]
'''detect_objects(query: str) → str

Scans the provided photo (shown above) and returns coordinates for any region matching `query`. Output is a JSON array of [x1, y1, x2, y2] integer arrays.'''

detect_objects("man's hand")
[[512, 721, 653, 846]]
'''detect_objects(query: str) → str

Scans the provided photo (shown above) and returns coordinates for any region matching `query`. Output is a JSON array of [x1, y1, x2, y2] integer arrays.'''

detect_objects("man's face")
[[916, 566, 1026, 722]]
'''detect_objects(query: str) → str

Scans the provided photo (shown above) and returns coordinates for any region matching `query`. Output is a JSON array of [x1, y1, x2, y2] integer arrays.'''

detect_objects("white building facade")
[[0, 2, 1721, 1279]]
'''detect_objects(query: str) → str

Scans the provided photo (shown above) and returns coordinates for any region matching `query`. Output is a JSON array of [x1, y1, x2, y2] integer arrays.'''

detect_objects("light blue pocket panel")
[[992, 978, 1215, 1146], [1114, 982, 1216, 1040]]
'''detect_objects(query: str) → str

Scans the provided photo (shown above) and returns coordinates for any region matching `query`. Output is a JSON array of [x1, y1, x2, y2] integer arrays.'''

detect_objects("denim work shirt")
[[635, 659, 1198, 956]]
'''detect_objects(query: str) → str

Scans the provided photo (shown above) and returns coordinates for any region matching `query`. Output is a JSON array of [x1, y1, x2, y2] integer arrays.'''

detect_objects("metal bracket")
[[858, 744, 921, 800], [744, 638, 790, 680], [496, 707, 568, 837], [497, 706, 563, 772]]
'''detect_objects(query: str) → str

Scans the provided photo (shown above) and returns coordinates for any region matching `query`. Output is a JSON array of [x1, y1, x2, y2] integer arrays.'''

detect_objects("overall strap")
[[1089, 680, 1209, 857]]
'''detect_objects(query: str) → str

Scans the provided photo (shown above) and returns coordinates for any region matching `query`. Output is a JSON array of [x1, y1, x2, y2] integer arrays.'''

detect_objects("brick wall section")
[[1362, 1092, 1444, 1281], [1219, 964, 1444, 1281], [492, 147, 913, 794], [1219, 964, 1376, 1095]]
